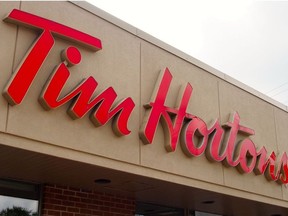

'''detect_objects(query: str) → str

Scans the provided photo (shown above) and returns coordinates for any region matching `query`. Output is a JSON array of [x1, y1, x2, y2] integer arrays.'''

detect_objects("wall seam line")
[[139, 36, 142, 166], [5, 2, 21, 133], [217, 80, 226, 186]]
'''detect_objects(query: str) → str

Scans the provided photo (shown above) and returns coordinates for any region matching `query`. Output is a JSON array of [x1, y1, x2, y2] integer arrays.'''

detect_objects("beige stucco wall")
[[1, 1, 288, 208]]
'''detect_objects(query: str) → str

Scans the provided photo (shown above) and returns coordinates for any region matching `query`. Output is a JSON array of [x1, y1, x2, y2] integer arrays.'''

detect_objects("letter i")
[[39, 46, 82, 109]]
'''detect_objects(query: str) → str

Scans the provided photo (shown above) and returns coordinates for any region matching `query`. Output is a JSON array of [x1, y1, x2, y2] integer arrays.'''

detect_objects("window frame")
[[0, 179, 42, 216]]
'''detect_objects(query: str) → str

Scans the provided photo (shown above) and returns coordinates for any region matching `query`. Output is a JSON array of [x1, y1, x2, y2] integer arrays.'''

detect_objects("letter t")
[[3, 9, 102, 105]]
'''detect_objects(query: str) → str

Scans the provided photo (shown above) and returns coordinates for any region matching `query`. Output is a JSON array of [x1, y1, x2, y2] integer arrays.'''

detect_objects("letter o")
[[180, 117, 209, 157]]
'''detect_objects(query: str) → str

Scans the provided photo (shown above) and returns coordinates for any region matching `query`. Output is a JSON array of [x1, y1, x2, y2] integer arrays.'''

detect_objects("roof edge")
[[70, 1, 288, 112]]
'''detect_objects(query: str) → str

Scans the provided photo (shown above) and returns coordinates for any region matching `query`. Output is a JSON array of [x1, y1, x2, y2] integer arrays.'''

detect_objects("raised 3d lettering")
[[3, 9, 135, 136], [2, 9, 287, 185], [140, 68, 288, 184], [139, 68, 193, 152], [39, 46, 134, 135], [3, 9, 102, 105]]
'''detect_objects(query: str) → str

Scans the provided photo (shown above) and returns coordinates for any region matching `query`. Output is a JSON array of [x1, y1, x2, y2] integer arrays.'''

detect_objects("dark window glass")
[[135, 202, 184, 216], [0, 179, 40, 216]]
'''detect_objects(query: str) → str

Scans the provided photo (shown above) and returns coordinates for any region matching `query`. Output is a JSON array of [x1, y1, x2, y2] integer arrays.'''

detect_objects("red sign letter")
[[39, 46, 135, 136], [3, 9, 102, 105], [139, 68, 192, 151]]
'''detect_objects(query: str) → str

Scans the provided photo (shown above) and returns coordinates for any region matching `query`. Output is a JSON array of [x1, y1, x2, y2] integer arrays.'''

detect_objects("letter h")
[[140, 68, 193, 152]]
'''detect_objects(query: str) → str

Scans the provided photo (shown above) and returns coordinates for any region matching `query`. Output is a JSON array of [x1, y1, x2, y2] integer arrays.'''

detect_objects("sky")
[[0, 195, 38, 212], [86, 0, 288, 106]]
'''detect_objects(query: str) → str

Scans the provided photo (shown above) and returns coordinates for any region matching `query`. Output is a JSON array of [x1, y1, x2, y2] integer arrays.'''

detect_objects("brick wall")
[[42, 184, 135, 216]]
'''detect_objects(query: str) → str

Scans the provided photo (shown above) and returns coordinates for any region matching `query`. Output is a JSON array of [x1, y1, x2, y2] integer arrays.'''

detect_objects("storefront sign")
[[3, 9, 135, 136], [3, 9, 288, 185], [140, 68, 288, 185]]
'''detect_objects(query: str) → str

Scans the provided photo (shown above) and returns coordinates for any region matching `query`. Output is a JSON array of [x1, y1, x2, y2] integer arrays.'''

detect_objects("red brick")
[[63, 190, 76, 196], [91, 211, 104, 216], [74, 202, 87, 209], [53, 205, 67, 211], [80, 208, 92, 214], [99, 206, 110, 212], [47, 210, 61, 216], [62, 200, 75, 206], [81, 188, 92, 193], [46, 198, 62, 205], [54, 194, 67, 200], [87, 204, 100, 210], [61, 212, 74, 216], [42, 184, 135, 216], [49, 188, 63, 194], [76, 192, 88, 198], [69, 196, 80, 202], [68, 186, 81, 192], [67, 207, 79, 213]]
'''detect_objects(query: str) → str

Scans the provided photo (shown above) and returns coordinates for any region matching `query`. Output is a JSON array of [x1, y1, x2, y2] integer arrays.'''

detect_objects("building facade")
[[0, 1, 288, 216]]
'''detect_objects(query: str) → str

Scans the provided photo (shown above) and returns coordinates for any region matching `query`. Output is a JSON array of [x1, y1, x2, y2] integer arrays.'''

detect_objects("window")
[[135, 202, 184, 216], [0, 179, 41, 216], [135, 202, 223, 216]]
